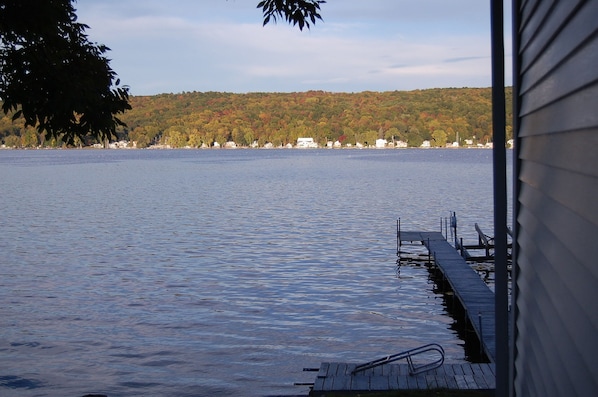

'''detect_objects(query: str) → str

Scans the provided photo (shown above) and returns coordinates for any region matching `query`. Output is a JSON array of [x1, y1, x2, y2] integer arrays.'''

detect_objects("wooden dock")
[[310, 362, 495, 394], [399, 230, 497, 363], [305, 228, 498, 394]]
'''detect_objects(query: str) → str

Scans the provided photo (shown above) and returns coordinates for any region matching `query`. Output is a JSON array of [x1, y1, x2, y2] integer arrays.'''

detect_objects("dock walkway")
[[400, 231, 496, 362]]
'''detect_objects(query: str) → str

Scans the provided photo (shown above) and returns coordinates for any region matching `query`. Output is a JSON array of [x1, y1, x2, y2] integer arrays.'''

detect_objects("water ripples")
[[0, 149, 508, 396]]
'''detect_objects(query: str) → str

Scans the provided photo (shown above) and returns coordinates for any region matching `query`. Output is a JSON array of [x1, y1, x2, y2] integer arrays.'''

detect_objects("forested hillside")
[[0, 87, 512, 148]]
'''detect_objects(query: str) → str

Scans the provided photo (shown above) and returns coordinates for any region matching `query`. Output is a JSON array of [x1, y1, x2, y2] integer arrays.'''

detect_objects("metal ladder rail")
[[351, 343, 445, 375]]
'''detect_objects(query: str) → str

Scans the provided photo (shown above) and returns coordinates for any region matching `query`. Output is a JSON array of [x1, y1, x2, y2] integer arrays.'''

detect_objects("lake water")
[[0, 148, 509, 396]]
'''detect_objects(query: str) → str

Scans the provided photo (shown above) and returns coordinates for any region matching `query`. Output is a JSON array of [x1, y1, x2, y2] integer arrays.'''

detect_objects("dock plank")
[[465, 374, 478, 389], [395, 365, 410, 389], [322, 363, 337, 391], [434, 366, 449, 389], [351, 374, 369, 391], [455, 374, 470, 390], [333, 363, 352, 390], [426, 374, 439, 389], [316, 362, 329, 378], [370, 375, 390, 391], [443, 365, 459, 389], [481, 363, 496, 389]]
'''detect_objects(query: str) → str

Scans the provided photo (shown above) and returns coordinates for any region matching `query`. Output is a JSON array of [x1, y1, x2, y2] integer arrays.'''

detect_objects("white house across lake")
[[296, 137, 318, 148]]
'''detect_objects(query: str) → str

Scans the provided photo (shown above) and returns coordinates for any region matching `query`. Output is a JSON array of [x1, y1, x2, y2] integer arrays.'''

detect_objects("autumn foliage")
[[0, 87, 512, 148]]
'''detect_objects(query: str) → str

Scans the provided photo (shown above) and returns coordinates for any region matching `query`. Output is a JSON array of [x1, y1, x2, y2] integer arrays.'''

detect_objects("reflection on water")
[[0, 149, 507, 396]]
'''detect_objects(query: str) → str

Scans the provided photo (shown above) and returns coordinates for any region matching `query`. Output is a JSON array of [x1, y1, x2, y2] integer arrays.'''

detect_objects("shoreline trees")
[[1, 87, 512, 149]]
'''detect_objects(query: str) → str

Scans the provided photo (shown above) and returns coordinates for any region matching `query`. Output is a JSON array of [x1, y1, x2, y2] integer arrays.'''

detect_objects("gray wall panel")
[[513, 0, 598, 395], [520, 29, 598, 111], [519, 0, 588, 77], [518, 83, 598, 135], [519, 130, 598, 176]]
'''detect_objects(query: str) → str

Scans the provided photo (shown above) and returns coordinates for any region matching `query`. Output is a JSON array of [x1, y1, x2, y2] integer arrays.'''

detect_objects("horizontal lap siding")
[[514, 0, 598, 396]]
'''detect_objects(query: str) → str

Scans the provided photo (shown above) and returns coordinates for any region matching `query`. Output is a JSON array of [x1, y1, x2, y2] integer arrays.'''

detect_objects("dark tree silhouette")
[[0, 0, 130, 145], [258, 0, 326, 30]]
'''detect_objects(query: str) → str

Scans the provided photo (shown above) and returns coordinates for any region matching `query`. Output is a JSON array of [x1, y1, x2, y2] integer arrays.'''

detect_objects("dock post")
[[451, 212, 458, 246], [478, 312, 483, 358], [427, 238, 431, 265], [396, 218, 401, 255]]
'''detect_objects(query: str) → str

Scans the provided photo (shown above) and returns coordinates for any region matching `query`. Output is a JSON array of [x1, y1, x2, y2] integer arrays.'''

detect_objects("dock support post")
[[396, 219, 400, 256], [451, 212, 458, 247], [478, 312, 484, 359], [427, 239, 431, 265]]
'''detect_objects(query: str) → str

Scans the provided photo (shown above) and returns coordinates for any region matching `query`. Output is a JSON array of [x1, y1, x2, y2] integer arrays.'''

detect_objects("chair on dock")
[[475, 223, 495, 258]]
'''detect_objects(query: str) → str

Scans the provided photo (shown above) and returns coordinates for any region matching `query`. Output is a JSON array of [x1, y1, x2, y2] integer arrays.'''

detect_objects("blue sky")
[[76, 0, 513, 96]]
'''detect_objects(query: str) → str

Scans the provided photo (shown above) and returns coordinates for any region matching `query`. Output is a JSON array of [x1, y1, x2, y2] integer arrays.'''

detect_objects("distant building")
[[108, 140, 130, 149], [296, 137, 318, 148], [375, 139, 387, 148]]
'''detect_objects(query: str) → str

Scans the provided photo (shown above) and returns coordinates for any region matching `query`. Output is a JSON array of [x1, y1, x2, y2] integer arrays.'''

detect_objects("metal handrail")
[[351, 343, 445, 375]]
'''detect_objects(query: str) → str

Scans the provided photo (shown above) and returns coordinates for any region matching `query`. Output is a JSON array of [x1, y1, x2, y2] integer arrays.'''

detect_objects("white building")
[[375, 139, 387, 148], [296, 137, 318, 148]]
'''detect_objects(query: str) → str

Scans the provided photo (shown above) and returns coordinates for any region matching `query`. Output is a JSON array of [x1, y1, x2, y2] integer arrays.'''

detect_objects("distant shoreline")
[[1, 145, 506, 151]]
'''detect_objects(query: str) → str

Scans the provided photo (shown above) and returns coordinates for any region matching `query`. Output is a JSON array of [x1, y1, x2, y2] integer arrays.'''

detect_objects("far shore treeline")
[[1, 87, 512, 149]]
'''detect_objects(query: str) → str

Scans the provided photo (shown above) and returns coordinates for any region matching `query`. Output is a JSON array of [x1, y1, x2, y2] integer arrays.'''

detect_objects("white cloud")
[[75, 0, 511, 94]]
